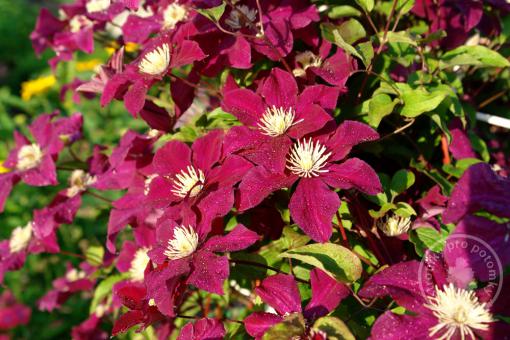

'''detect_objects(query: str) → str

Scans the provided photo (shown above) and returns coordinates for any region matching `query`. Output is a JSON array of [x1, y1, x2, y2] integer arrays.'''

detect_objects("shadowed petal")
[[177, 318, 225, 340], [325, 121, 379, 162], [304, 268, 350, 320]]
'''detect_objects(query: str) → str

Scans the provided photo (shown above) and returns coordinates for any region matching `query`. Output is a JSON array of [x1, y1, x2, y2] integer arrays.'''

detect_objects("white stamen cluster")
[[164, 225, 199, 260], [69, 15, 93, 33], [426, 283, 494, 340], [139, 44, 171, 75], [86, 0, 111, 13], [171, 166, 205, 198], [129, 248, 150, 282], [293, 51, 323, 77], [258, 106, 302, 137], [67, 169, 97, 197], [162, 3, 188, 29], [377, 215, 412, 237], [287, 139, 331, 178], [16, 144, 43, 171], [225, 5, 258, 30], [9, 222, 33, 253], [66, 268, 86, 282]]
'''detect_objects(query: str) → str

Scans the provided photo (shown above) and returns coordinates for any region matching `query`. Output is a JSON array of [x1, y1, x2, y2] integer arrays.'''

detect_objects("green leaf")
[[413, 227, 446, 252], [196, 3, 226, 23], [394, 202, 416, 217], [355, 0, 374, 12], [329, 6, 362, 19], [322, 24, 363, 60], [262, 313, 305, 340], [369, 202, 395, 218], [85, 243, 104, 266], [337, 19, 366, 45], [440, 46, 510, 69], [381, 31, 417, 46], [366, 93, 396, 127], [442, 158, 482, 178], [313, 316, 355, 340], [390, 169, 415, 198], [280, 243, 362, 282], [400, 87, 449, 118], [396, 0, 415, 14], [90, 274, 129, 313], [356, 41, 374, 68]]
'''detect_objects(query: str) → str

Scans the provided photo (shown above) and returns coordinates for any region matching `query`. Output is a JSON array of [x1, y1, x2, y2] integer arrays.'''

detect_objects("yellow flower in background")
[[21, 75, 56, 101], [76, 59, 102, 72], [0, 161, 11, 174], [125, 42, 139, 53]]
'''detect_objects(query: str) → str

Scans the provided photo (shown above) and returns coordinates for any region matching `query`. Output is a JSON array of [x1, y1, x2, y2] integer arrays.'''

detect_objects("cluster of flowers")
[[1, 0, 509, 339]]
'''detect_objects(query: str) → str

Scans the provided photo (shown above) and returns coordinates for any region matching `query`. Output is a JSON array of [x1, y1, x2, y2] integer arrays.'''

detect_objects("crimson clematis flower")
[[101, 33, 206, 116], [359, 252, 510, 340], [0, 112, 83, 213], [147, 130, 252, 232], [244, 270, 350, 338], [237, 119, 382, 242], [222, 67, 337, 173], [146, 221, 258, 314]]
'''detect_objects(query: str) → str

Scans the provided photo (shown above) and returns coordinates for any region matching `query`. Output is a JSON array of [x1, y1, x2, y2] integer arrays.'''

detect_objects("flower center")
[[293, 51, 323, 77], [66, 268, 86, 282], [426, 283, 494, 340], [162, 3, 188, 29], [171, 166, 205, 198], [258, 106, 302, 137], [129, 248, 150, 282], [164, 225, 199, 260], [225, 5, 258, 30], [16, 144, 43, 171], [86, 0, 111, 13], [287, 139, 331, 178], [377, 215, 411, 237], [139, 44, 171, 75], [9, 222, 33, 253], [67, 170, 96, 197], [69, 15, 92, 33]]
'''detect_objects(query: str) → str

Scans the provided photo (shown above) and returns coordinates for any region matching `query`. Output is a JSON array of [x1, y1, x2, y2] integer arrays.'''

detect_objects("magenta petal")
[[289, 178, 340, 242], [304, 268, 350, 320], [289, 104, 332, 138], [243, 136, 292, 173], [325, 120, 379, 161], [322, 158, 382, 195], [124, 82, 148, 117], [221, 89, 265, 126], [359, 261, 429, 314], [21, 154, 57, 186], [153, 141, 191, 176], [196, 186, 235, 237], [192, 129, 223, 172], [297, 85, 339, 111], [442, 163, 510, 223], [238, 166, 296, 212], [0, 173, 17, 213], [261, 68, 298, 109], [170, 40, 206, 68], [255, 274, 302, 315], [244, 312, 283, 338], [311, 49, 355, 87], [223, 126, 264, 155], [188, 250, 229, 295], [369, 310, 434, 340], [223, 35, 251, 69], [145, 262, 190, 317], [254, 20, 293, 61], [203, 224, 259, 252], [177, 318, 225, 340], [207, 155, 253, 188]]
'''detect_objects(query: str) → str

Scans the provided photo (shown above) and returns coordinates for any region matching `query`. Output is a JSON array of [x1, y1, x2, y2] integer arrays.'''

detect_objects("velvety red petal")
[[255, 274, 302, 315], [325, 120, 379, 162], [153, 140, 192, 176], [221, 89, 265, 126], [188, 250, 229, 295], [260, 68, 298, 109], [322, 158, 382, 195], [203, 224, 259, 252], [289, 178, 340, 242], [244, 312, 283, 338]]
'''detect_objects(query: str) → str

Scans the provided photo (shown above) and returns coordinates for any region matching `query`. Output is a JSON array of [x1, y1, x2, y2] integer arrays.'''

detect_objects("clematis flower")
[[112, 283, 170, 336], [101, 34, 206, 116], [292, 40, 357, 88], [238, 119, 381, 242], [147, 221, 258, 314], [116, 240, 153, 282], [38, 262, 96, 311], [359, 253, 510, 340], [0, 112, 83, 213], [0, 291, 31, 331], [177, 318, 225, 340], [147, 130, 252, 233], [244, 270, 350, 338], [442, 163, 510, 223], [222, 67, 337, 173]]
